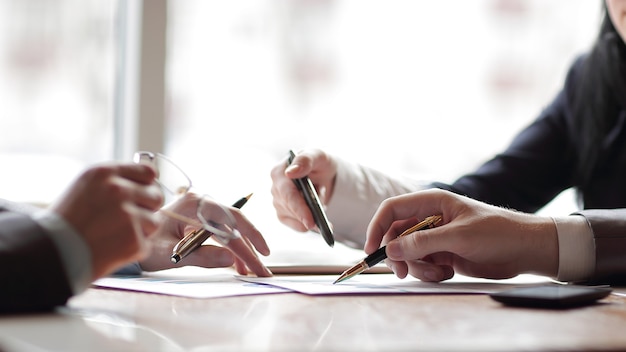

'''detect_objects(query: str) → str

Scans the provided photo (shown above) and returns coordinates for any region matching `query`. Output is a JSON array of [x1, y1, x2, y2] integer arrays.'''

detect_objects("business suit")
[[432, 56, 626, 283], [325, 53, 626, 283], [0, 205, 72, 313]]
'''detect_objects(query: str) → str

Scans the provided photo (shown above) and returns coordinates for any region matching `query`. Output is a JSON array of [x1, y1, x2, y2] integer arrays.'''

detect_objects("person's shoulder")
[[570, 53, 588, 67], [560, 52, 589, 103], [565, 53, 588, 85]]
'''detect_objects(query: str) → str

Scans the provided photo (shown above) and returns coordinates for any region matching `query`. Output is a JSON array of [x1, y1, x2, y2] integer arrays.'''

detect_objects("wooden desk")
[[1, 287, 626, 351]]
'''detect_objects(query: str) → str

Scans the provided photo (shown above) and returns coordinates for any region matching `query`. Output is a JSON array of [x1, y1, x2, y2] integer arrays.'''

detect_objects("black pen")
[[288, 150, 335, 247], [170, 193, 253, 263], [333, 215, 442, 284]]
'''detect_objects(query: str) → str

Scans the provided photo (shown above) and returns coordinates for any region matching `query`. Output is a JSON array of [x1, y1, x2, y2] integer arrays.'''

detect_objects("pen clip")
[[398, 215, 442, 238]]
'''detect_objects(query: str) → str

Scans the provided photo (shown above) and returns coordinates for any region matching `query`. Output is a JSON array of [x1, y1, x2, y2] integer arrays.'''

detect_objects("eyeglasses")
[[133, 151, 240, 243], [134, 151, 191, 204]]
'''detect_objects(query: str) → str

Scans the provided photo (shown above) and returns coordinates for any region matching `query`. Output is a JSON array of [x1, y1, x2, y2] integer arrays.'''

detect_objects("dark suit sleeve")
[[575, 209, 626, 284], [432, 57, 584, 212], [0, 211, 73, 313]]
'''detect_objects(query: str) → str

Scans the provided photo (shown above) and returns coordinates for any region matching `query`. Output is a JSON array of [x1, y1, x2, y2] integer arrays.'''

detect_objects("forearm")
[[326, 158, 426, 248]]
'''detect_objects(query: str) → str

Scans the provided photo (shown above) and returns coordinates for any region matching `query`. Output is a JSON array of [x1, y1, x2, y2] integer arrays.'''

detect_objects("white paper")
[[92, 267, 289, 298], [238, 273, 554, 295]]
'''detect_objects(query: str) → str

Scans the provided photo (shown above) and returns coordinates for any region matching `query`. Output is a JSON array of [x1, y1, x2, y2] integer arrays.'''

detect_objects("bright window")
[[0, 0, 117, 205], [164, 0, 601, 219], [0, 0, 602, 218]]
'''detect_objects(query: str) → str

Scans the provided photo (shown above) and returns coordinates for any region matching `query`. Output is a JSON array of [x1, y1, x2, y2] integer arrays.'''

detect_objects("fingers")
[[151, 192, 272, 276], [380, 218, 420, 247], [161, 192, 201, 222], [179, 195, 271, 257], [53, 163, 163, 232], [384, 226, 458, 262], [54, 162, 168, 279], [203, 209, 272, 276], [272, 184, 316, 231], [229, 209, 270, 256], [114, 177, 163, 213], [384, 256, 455, 282], [173, 245, 237, 269], [365, 188, 552, 282], [233, 256, 247, 275], [289, 149, 336, 204], [110, 163, 164, 212], [271, 149, 337, 232], [410, 263, 455, 282], [271, 160, 316, 231], [146, 238, 272, 278], [131, 204, 162, 239], [363, 189, 468, 282], [365, 188, 460, 254], [113, 162, 158, 185], [82, 163, 163, 211], [224, 236, 273, 277], [282, 149, 316, 178]]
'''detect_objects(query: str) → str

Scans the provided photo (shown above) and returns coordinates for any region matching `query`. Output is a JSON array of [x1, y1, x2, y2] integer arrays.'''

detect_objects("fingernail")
[[389, 262, 396, 275], [285, 164, 299, 173]]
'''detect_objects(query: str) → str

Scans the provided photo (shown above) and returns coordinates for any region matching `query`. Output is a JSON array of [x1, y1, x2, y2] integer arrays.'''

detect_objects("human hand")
[[364, 189, 559, 282], [139, 193, 273, 277], [270, 148, 337, 233], [50, 163, 164, 280]]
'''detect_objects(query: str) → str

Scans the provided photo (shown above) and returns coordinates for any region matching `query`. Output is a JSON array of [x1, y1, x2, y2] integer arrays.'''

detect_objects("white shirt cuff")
[[326, 158, 425, 249], [553, 214, 595, 282]]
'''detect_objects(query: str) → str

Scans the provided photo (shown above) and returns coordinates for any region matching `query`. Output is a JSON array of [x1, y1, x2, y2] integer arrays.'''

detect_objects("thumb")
[[385, 227, 452, 261]]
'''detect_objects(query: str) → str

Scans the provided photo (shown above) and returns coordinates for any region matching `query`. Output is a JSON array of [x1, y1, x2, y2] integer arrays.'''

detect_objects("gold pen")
[[170, 193, 253, 263], [333, 215, 442, 284]]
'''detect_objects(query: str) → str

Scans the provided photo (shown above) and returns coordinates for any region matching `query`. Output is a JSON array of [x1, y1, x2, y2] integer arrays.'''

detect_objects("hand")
[[270, 148, 337, 233], [139, 193, 273, 277], [50, 163, 164, 280], [364, 189, 559, 282]]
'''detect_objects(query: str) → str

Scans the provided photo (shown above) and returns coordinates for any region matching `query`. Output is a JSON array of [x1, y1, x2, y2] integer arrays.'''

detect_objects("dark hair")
[[573, 3, 626, 201]]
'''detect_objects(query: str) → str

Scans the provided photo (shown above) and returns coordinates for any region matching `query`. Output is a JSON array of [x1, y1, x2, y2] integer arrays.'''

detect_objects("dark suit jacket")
[[433, 55, 626, 284], [0, 207, 72, 313]]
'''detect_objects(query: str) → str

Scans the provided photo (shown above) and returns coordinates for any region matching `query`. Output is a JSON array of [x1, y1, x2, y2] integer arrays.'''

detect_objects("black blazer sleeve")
[[0, 211, 73, 313], [432, 57, 586, 212], [576, 209, 626, 284]]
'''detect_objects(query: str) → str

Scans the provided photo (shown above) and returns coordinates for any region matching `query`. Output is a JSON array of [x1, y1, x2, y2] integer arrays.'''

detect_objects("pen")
[[170, 193, 253, 263], [288, 150, 335, 247], [333, 215, 442, 284]]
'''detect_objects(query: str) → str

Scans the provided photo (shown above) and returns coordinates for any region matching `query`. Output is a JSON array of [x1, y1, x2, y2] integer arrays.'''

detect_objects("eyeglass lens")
[[133, 151, 192, 205], [197, 195, 240, 243]]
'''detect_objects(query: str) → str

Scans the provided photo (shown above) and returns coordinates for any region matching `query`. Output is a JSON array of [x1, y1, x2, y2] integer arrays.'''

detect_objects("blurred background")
[[0, 0, 602, 233]]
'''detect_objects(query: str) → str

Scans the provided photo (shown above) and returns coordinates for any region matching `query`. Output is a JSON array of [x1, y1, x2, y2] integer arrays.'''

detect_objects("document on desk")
[[261, 232, 392, 275], [238, 273, 554, 295], [92, 268, 290, 299], [93, 266, 552, 298]]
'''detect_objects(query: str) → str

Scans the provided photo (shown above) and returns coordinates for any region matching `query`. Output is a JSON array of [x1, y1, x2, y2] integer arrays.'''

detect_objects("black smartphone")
[[489, 285, 612, 309], [288, 150, 334, 247]]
